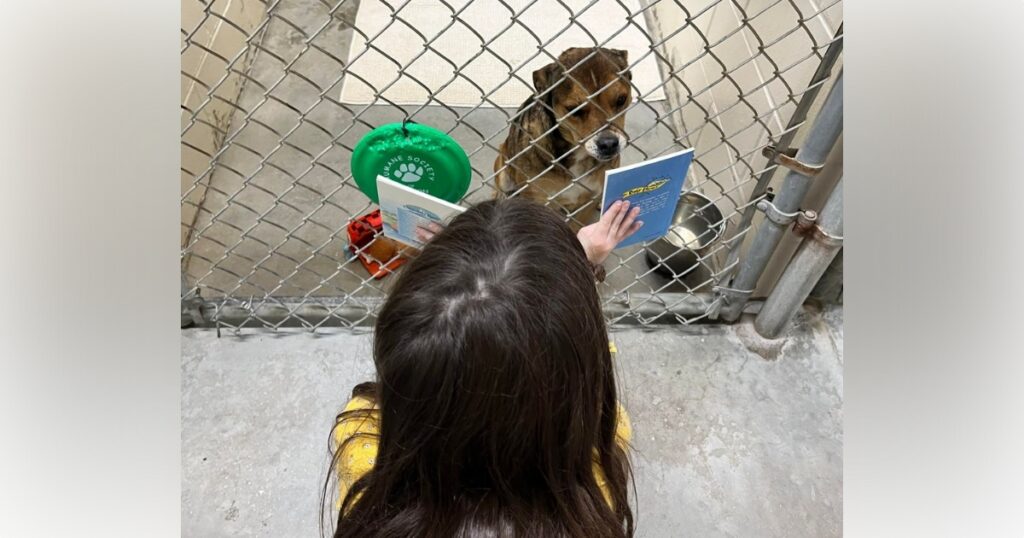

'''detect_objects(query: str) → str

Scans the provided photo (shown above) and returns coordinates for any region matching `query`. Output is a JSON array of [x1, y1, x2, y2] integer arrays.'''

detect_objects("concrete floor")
[[182, 306, 842, 537]]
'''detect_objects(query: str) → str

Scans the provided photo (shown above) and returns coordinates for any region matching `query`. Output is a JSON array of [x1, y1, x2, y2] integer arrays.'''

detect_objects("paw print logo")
[[394, 163, 424, 183]]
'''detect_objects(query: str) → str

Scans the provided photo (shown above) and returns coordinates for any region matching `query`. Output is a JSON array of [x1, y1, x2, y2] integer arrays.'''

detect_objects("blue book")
[[600, 148, 695, 248]]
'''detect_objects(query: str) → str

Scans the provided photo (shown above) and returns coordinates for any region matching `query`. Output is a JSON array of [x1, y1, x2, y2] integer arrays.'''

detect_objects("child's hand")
[[577, 200, 642, 265], [414, 221, 445, 244], [394, 222, 444, 260]]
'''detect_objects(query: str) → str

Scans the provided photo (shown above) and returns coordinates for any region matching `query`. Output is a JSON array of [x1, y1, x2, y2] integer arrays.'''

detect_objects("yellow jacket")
[[332, 343, 631, 509]]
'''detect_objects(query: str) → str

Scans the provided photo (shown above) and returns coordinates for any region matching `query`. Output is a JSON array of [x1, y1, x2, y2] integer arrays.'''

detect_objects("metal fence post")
[[809, 247, 843, 304], [753, 176, 843, 338], [718, 70, 843, 322]]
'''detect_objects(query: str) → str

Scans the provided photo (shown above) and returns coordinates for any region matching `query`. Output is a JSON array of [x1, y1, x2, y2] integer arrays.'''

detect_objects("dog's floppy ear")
[[606, 48, 632, 81], [533, 61, 562, 97]]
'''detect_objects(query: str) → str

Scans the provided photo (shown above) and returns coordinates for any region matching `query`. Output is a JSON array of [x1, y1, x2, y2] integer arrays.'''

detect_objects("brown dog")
[[494, 47, 632, 230]]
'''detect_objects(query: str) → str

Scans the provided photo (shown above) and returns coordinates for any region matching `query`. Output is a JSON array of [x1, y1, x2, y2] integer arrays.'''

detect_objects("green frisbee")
[[351, 122, 471, 204]]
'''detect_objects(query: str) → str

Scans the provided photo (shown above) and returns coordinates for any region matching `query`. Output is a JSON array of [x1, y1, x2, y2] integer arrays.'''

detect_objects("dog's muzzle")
[[585, 129, 628, 161]]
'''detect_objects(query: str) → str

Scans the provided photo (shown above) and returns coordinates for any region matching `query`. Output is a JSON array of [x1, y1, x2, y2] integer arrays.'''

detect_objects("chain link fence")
[[181, 0, 843, 331]]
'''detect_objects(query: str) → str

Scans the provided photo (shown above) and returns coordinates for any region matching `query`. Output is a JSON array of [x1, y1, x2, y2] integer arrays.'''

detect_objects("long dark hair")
[[325, 198, 633, 537]]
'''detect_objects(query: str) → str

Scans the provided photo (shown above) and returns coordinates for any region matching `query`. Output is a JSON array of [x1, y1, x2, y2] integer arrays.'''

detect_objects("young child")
[[326, 198, 642, 538]]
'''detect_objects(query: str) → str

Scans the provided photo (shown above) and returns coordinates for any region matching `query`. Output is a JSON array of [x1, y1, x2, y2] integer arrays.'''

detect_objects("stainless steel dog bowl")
[[645, 191, 725, 276]]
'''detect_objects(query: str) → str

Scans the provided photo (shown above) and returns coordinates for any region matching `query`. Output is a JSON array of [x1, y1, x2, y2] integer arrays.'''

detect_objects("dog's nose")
[[596, 134, 620, 155]]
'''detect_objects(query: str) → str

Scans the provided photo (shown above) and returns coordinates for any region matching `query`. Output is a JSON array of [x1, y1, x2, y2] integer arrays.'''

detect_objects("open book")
[[600, 148, 695, 248], [376, 175, 466, 248]]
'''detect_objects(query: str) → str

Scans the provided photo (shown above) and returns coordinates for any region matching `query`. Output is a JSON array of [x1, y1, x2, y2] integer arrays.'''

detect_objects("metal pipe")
[[809, 247, 843, 304], [190, 292, 767, 330], [600, 292, 763, 322], [719, 70, 844, 322], [754, 177, 843, 338]]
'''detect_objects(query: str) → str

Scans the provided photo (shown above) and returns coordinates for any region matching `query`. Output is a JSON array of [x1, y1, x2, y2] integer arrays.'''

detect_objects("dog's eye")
[[615, 95, 628, 108], [571, 107, 588, 119]]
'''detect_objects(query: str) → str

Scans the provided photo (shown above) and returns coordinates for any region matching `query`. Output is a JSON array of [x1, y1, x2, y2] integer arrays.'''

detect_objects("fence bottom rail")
[[182, 293, 767, 330]]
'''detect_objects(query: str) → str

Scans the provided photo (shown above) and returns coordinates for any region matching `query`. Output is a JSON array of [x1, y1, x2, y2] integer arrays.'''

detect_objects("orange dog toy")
[[346, 210, 407, 279]]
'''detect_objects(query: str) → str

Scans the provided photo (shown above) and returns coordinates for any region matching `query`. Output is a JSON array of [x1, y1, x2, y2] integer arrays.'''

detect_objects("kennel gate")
[[181, 0, 843, 331]]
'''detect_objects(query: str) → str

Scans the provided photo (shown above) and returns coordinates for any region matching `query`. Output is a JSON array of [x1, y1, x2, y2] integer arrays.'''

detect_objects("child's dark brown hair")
[[324, 198, 634, 538]]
